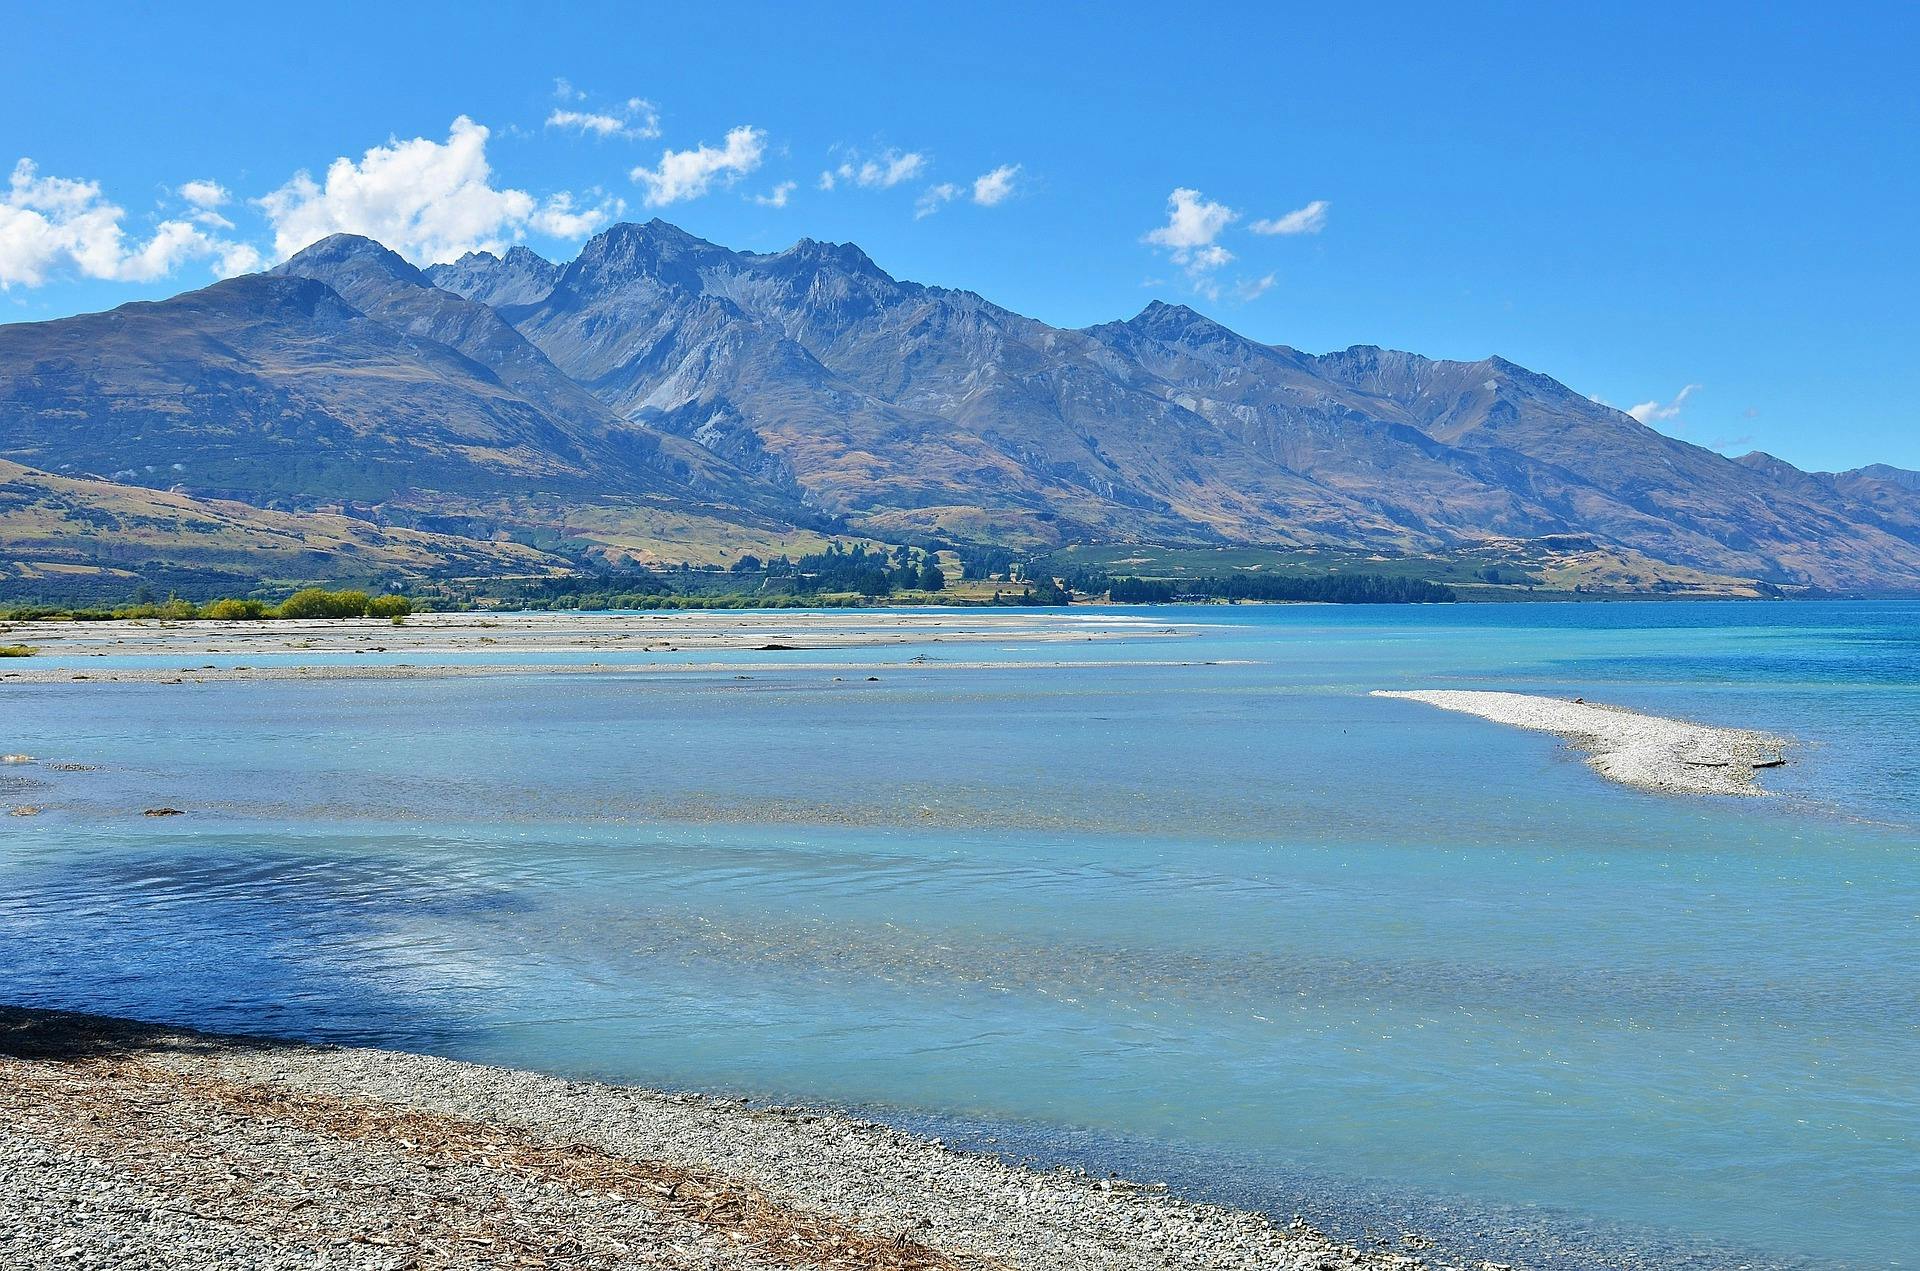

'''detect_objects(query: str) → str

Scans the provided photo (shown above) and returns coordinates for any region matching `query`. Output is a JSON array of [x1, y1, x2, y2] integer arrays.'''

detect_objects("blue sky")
[[4, 1, 1915, 471]]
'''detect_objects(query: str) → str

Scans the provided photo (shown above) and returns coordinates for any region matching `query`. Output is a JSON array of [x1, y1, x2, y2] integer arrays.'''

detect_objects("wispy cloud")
[[1234, 272, 1277, 302], [972, 164, 1020, 206], [914, 165, 1023, 219], [630, 126, 766, 207], [1250, 199, 1329, 235], [751, 180, 797, 208], [176, 179, 237, 229], [258, 116, 617, 263], [1626, 383, 1702, 425], [915, 182, 959, 219], [546, 97, 661, 141], [819, 148, 926, 192], [0, 159, 259, 289]]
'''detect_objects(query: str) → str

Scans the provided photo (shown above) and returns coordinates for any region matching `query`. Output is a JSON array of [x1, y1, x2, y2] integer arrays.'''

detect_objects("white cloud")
[[546, 96, 661, 141], [822, 149, 927, 192], [1144, 188, 1238, 290], [1626, 383, 1702, 425], [751, 180, 797, 208], [1145, 187, 1236, 257], [530, 189, 625, 237], [972, 164, 1020, 206], [630, 125, 766, 207], [915, 182, 959, 219], [176, 180, 236, 230], [257, 116, 611, 263], [178, 180, 229, 209], [1250, 199, 1329, 235], [0, 159, 258, 289]]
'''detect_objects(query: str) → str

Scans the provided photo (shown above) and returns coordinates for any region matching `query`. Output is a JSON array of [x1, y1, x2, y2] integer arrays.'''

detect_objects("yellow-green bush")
[[366, 594, 412, 618], [276, 588, 371, 619], [202, 598, 268, 620]]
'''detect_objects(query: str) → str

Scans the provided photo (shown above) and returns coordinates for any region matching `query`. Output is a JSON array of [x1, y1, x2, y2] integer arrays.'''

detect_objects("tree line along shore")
[[0, 547, 1456, 630]]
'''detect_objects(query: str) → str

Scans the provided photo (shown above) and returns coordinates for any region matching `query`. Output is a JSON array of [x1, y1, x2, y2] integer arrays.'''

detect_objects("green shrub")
[[276, 588, 371, 619], [202, 598, 268, 621], [366, 594, 412, 618], [0, 644, 35, 657]]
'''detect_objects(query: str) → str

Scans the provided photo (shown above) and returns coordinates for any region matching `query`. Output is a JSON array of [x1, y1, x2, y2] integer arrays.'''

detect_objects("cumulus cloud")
[[1626, 383, 1702, 425], [1250, 199, 1329, 235], [820, 149, 926, 192], [630, 125, 766, 207], [257, 116, 613, 263], [751, 180, 797, 208], [1144, 187, 1238, 294], [0, 159, 258, 289], [546, 97, 661, 140], [971, 164, 1019, 206], [178, 180, 229, 210]]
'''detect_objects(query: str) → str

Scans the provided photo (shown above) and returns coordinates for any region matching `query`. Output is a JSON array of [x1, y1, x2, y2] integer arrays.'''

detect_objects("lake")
[[2, 601, 1915, 1268]]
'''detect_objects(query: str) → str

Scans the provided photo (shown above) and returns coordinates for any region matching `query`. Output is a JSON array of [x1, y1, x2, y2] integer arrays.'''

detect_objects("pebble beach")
[[0, 1007, 1425, 1271]]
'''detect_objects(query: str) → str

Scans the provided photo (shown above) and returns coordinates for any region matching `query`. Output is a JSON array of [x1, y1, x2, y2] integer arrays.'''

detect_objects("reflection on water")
[[3, 602, 1917, 1269]]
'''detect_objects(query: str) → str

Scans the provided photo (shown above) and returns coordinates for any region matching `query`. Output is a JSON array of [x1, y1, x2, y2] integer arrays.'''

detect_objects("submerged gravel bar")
[[0, 1007, 1425, 1271]]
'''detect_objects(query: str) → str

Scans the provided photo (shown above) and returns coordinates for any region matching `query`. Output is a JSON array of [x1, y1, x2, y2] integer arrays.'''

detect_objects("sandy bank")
[[1373, 690, 1787, 796], [0, 1007, 1416, 1271]]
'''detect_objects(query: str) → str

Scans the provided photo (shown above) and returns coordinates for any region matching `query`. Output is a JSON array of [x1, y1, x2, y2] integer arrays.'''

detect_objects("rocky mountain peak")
[[777, 237, 887, 278], [426, 244, 562, 308], [274, 233, 426, 287]]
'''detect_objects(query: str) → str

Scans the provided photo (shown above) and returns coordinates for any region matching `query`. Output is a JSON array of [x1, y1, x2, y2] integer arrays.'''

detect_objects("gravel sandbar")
[[1373, 689, 1788, 796]]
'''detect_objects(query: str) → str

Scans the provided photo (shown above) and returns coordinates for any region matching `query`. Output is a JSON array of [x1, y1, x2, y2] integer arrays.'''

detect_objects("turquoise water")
[[2, 602, 1915, 1268]]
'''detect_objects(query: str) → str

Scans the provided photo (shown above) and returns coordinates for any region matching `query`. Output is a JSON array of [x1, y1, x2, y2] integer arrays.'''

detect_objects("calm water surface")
[[2, 602, 1915, 1268]]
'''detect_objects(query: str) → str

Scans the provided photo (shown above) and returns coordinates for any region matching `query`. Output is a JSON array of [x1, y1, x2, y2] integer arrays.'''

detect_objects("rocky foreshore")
[[0, 1007, 1429, 1271], [1373, 689, 1788, 796]]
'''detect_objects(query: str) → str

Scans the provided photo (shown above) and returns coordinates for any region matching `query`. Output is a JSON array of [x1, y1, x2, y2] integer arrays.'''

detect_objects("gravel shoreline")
[[1372, 690, 1788, 796], [0, 611, 1201, 685], [1, 1007, 1429, 1271]]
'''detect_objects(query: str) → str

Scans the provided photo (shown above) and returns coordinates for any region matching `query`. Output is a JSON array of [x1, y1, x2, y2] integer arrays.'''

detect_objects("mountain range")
[[2, 219, 1917, 595]]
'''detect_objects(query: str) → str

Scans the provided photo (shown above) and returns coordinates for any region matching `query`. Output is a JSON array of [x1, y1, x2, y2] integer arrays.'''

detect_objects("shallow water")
[[3, 602, 1916, 1268]]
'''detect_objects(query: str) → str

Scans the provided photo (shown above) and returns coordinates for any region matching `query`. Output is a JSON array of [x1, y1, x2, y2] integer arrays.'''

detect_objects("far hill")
[[0, 459, 561, 603]]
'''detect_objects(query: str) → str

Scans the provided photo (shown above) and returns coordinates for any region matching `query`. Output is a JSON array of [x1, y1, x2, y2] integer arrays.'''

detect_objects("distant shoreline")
[[0, 1005, 1406, 1271], [0, 609, 1205, 685]]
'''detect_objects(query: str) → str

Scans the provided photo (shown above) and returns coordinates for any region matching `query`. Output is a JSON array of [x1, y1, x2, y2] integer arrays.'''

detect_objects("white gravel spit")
[[1373, 690, 1789, 796], [2, 1008, 1430, 1271]]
